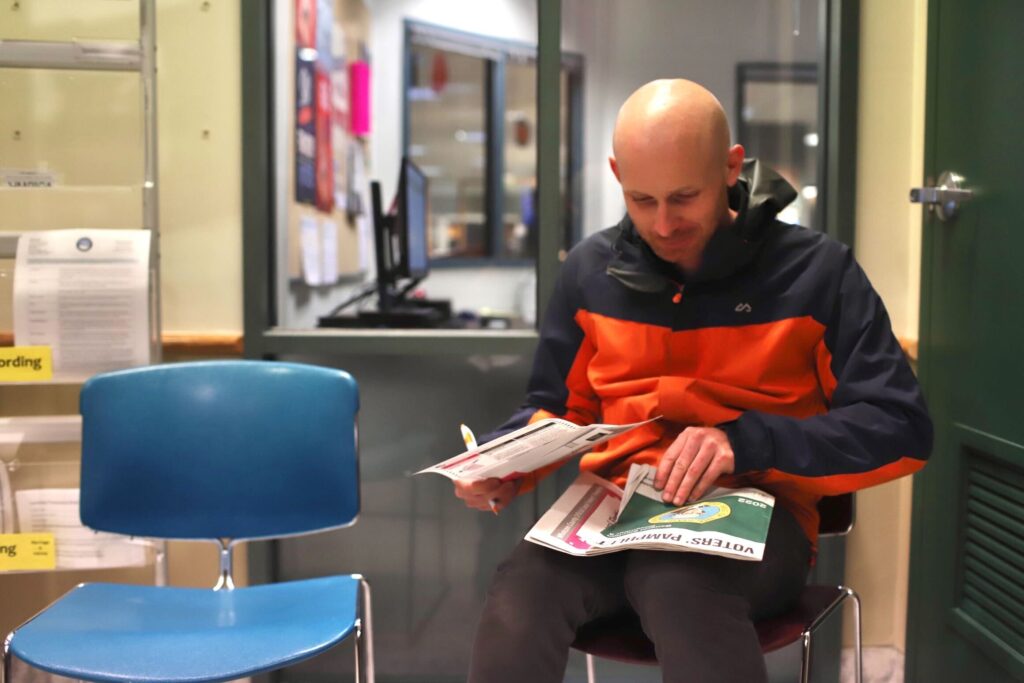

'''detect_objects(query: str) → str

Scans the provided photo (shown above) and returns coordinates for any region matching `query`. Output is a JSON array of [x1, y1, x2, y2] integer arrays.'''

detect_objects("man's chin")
[[651, 244, 698, 270]]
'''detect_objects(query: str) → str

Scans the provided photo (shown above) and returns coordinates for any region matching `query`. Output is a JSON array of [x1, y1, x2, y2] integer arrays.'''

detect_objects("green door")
[[906, 0, 1024, 680]]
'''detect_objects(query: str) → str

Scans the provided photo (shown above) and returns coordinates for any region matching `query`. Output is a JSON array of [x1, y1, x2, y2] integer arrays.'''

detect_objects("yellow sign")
[[0, 346, 53, 382], [0, 533, 57, 571]]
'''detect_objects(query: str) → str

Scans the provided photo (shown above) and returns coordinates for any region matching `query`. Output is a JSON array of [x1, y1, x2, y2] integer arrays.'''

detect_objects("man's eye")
[[632, 197, 654, 205]]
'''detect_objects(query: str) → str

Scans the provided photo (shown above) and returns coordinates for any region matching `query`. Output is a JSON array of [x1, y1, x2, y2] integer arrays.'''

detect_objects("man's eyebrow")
[[627, 187, 698, 197]]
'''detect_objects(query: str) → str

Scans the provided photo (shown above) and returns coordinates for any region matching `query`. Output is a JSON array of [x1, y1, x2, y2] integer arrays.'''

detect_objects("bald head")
[[608, 79, 745, 274], [612, 79, 731, 174]]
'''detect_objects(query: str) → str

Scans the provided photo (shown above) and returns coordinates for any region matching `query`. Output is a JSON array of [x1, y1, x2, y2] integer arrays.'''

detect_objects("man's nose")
[[653, 203, 675, 237]]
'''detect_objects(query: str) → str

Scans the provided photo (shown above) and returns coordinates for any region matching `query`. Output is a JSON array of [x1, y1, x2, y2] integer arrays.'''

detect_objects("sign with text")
[[0, 533, 56, 571], [0, 346, 53, 382]]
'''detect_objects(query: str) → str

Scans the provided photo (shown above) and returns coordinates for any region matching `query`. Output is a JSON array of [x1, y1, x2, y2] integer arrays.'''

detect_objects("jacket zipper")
[[671, 283, 685, 304]]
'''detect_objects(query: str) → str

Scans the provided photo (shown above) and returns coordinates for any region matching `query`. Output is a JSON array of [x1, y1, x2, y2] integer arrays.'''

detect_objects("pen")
[[461, 423, 499, 515]]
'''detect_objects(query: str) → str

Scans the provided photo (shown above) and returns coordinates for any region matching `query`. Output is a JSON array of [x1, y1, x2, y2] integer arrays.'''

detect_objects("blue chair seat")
[[10, 576, 361, 683]]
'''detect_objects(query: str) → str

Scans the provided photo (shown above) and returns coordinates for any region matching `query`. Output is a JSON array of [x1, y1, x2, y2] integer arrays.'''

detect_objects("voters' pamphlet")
[[417, 417, 659, 482], [525, 463, 774, 561]]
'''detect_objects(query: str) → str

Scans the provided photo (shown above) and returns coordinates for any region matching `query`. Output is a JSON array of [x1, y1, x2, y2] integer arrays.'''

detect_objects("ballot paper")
[[13, 229, 151, 377], [418, 417, 659, 482], [525, 464, 775, 561], [14, 488, 149, 569]]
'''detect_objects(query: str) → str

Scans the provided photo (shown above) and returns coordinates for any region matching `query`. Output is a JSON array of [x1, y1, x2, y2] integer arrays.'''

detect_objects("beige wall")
[[156, 0, 243, 333], [0, 0, 244, 629], [844, 0, 929, 651]]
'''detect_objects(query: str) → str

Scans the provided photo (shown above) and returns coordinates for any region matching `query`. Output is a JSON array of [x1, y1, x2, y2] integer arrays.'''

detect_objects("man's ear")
[[609, 156, 621, 182], [725, 144, 745, 187]]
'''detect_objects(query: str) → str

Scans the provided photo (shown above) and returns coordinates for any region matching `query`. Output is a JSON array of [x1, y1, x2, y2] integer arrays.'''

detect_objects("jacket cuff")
[[719, 413, 773, 473]]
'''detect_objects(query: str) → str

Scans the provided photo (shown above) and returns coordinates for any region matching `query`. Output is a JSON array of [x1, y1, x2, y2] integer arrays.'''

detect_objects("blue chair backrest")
[[79, 360, 360, 541]]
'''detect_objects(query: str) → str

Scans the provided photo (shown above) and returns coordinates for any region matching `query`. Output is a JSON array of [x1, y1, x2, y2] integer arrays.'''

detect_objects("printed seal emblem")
[[649, 501, 731, 525]]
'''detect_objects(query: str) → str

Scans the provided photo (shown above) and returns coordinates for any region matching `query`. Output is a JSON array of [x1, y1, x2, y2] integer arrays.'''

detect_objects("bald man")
[[456, 80, 931, 682]]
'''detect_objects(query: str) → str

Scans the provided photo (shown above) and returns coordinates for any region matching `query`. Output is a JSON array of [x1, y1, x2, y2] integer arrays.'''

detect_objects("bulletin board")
[[285, 0, 372, 284]]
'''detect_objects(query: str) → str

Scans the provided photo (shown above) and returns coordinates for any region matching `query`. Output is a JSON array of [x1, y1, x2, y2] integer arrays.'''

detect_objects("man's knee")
[[483, 541, 625, 627]]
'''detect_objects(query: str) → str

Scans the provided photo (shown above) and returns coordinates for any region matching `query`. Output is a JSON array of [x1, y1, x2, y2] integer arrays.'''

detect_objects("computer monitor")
[[397, 158, 429, 280], [371, 157, 430, 303], [320, 158, 448, 327]]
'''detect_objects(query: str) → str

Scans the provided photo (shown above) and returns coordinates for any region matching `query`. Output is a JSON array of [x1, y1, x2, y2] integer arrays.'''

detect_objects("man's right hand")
[[454, 478, 521, 513]]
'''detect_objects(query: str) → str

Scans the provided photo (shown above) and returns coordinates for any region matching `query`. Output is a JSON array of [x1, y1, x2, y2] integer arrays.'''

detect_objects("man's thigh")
[[623, 502, 811, 620], [486, 540, 631, 627]]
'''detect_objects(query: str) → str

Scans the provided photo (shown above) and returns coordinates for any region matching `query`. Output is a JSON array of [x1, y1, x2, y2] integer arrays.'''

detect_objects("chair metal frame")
[[581, 495, 863, 683]]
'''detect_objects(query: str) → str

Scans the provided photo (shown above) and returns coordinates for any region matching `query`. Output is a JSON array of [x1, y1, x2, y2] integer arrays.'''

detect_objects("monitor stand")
[[318, 296, 452, 329]]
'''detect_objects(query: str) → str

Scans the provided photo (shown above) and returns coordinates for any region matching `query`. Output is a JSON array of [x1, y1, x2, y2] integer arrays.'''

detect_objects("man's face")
[[611, 143, 741, 274]]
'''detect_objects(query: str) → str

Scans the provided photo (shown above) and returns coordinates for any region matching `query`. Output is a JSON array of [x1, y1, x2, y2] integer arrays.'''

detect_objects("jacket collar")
[[607, 159, 797, 292]]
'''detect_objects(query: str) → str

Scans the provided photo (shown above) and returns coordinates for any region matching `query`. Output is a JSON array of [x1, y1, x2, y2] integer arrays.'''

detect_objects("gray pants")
[[468, 504, 811, 683]]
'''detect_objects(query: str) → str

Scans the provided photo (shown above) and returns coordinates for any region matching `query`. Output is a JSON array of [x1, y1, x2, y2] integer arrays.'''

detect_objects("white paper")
[[349, 143, 374, 273], [2, 168, 57, 189], [321, 218, 338, 285], [0, 434, 17, 534], [13, 229, 151, 376], [300, 216, 322, 286], [14, 488, 149, 569], [418, 417, 660, 481], [524, 471, 623, 555]]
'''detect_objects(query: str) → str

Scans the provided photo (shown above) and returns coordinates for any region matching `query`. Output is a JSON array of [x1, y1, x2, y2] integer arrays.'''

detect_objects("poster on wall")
[[13, 229, 151, 377], [314, 68, 334, 212], [295, 55, 317, 205], [295, 0, 316, 49]]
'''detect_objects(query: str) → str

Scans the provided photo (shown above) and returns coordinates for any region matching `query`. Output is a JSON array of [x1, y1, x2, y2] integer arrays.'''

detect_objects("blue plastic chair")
[[2, 360, 373, 683]]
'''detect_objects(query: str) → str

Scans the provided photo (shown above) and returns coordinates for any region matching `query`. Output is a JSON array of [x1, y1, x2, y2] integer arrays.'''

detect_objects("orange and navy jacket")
[[490, 160, 933, 547]]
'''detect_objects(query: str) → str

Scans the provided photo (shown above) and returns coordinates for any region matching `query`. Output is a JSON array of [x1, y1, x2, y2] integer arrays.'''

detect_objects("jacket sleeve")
[[481, 254, 601, 490], [721, 250, 933, 496]]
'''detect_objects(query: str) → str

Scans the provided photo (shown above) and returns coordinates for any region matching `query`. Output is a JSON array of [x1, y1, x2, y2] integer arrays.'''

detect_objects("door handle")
[[910, 171, 974, 221]]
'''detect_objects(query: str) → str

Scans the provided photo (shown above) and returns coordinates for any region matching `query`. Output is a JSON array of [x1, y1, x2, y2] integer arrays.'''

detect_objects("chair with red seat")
[[571, 494, 862, 683]]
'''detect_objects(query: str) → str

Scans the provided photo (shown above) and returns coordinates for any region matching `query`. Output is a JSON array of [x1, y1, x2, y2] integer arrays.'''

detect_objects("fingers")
[[655, 427, 736, 505], [654, 430, 688, 489], [689, 454, 727, 502], [488, 480, 520, 513], [666, 439, 714, 505], [453, 478, 519, 512]]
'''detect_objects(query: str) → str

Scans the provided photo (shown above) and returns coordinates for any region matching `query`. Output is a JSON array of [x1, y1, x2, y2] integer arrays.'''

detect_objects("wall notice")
[[13, 229, 151, 377]]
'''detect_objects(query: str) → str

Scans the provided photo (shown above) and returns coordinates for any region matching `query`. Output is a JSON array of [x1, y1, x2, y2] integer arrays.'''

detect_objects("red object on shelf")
[[348, 60, 371, 137]]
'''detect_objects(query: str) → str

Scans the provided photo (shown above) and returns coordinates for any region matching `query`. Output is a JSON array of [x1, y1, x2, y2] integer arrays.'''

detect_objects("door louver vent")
[[958, 463, 1024, 658]]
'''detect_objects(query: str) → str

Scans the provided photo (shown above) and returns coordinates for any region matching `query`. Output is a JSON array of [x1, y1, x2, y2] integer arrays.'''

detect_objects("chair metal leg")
[[800, 631, 813, 683], [799, 585, 861, 683], [850, 588, 862, 683], [2, 632, 12, 683], [586, 652, 596, 683], [354, 576, 375, 683]]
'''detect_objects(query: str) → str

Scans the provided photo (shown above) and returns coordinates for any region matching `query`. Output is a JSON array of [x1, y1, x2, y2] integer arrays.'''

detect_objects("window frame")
[[402, 20, 584, 268]]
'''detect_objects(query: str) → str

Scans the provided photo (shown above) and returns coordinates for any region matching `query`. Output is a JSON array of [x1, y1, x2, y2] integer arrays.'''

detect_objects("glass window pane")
[[408, 45, 489, 260], [738, 67, 819, 227], [502, 59, 537, 259], [503, 62, 578, 260]]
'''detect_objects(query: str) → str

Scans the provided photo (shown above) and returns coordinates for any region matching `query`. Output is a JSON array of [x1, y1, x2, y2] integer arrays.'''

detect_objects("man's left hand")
[[654, 426, 736, 505]]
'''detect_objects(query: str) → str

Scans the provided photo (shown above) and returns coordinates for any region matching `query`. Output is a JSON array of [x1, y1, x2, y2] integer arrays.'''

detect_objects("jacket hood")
[[607, 159, 798, 291]]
